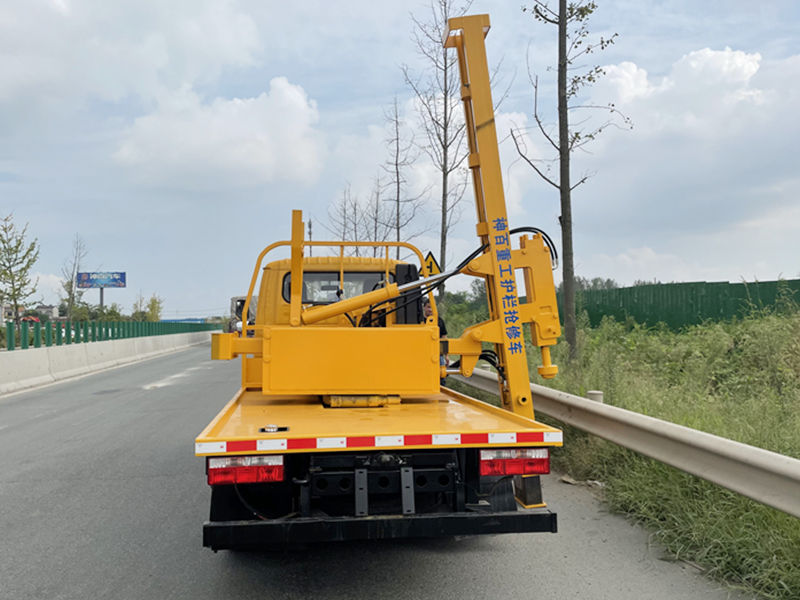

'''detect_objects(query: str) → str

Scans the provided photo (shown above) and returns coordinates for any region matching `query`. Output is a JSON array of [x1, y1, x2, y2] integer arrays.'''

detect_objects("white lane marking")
[[144, 369, 195, 389]]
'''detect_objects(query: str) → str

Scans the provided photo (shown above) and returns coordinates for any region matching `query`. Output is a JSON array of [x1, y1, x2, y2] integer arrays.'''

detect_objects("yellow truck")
[[196, 14, 564, 550]]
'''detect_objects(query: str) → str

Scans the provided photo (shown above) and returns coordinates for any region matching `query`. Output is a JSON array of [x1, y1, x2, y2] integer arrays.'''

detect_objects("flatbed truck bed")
[[196, 386, 562, 550], [196, 387, 562, 457]]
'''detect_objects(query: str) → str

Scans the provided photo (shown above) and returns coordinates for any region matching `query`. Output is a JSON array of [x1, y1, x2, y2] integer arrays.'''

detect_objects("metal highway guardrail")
[[453, 369, 800, 519]]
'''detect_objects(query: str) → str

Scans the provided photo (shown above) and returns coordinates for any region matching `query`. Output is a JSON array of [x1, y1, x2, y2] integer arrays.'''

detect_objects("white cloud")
[[580, 247, 715, 285], [671, 47, 760, 86], [0, 0, 260, 107], [568, 45, 800, 247], [4, 0, 800, 318], [600, 62, 653, 103], [32, 272, 65, 306], [113, 78, 326, 190]]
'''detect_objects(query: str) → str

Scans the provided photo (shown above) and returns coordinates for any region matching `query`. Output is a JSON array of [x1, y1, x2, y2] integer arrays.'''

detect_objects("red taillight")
[[207, 455, 284, 485], [479, 448, 550, 476]]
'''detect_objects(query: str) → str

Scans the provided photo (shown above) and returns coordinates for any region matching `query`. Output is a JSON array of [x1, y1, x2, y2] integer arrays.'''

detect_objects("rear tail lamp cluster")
[[479, 448, 550, 476], [207, 455, 284, 486]]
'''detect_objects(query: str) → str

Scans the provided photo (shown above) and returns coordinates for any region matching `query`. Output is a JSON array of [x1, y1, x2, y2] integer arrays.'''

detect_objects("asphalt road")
[[1, 346, 755, 599]]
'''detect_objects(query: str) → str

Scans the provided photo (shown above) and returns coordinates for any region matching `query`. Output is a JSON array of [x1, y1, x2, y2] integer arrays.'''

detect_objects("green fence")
[[561, 279, 800, 331], [5, 321, 222, 351]]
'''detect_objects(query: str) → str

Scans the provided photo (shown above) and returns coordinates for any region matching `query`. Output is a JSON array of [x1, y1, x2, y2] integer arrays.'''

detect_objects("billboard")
[[77, 272, 126, 289]]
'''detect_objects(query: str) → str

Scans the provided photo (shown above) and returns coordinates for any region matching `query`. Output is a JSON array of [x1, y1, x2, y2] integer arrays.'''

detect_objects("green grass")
[[532, 306, 800, 599]]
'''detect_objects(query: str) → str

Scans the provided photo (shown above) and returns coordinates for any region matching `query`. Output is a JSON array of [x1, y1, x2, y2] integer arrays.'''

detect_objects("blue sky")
[[2, 0, 799, 318]]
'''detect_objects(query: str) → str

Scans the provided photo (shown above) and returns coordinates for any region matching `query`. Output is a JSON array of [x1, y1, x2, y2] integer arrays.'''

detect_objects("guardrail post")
[[33, 321, 42, 348], [56, 322, 62, 345], [83, 321, 89, 343], [21, 322, 29, 349], [65, 322, 72, 345], [45, 322, 53, 347], [587, 390, 604, 403], [91, 321, 97, 342], [6, 322, 15, 350]]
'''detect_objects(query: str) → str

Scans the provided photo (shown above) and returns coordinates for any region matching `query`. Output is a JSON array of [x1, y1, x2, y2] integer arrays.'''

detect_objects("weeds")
[[537, 305, 800, 599]]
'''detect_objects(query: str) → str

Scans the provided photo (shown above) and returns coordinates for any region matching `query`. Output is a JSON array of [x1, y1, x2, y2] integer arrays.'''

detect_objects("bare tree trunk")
[[557, 0, 577, 359], [61, 234, 88, 321], [514, 1, 627, 361], [383, 97, 425, 261], [439, 145, 448, 302], [405, 0, 473, 311], [437, 37, 451, 307], [395, 135, 401, 261]]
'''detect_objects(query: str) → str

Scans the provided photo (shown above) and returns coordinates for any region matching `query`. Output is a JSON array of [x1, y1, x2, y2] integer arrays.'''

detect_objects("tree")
[[146, 294, 163, 322], [0, 214, 40, 328], [324, 183, 363, 256], [403, 0, 473, 305], [362, 175, 393, 258], [573, 275, 619, 291], [512, 0, 630, 359], [382, 97, 426, 260], [102, 302, 124, 321], [61, 234, 88, 321], [131, 291, 147, 322]]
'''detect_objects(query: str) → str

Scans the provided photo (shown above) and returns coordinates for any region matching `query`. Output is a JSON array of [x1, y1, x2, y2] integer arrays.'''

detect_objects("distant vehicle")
[[21, 316, 40, 323], [229, 296, 258, 334]]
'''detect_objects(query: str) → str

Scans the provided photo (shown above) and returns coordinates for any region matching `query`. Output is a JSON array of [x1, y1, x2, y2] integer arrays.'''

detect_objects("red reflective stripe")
[[517, 432, 544, 443], [347, 436, 375, 448], [216, 431, 554, 452], [288, 438, 316, 450], [404, 435, 432, 446], [226, 440, 257, 453]]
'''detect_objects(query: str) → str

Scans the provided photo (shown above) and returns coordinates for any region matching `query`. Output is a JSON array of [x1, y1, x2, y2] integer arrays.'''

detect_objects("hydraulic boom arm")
[[444, 15, 561, 419]]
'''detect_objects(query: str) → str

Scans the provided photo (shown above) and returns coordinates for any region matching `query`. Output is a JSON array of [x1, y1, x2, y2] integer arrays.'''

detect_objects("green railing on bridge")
[[561, 278, 800, 330], [5, 321, 222, 351]]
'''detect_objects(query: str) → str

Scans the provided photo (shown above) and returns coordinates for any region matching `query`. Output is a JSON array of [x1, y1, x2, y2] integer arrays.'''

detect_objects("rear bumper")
[[204, 508, 557, 550]]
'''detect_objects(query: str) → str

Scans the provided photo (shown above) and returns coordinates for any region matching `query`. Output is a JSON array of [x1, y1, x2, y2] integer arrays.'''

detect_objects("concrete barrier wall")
[[0, 331, 212, 396]]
